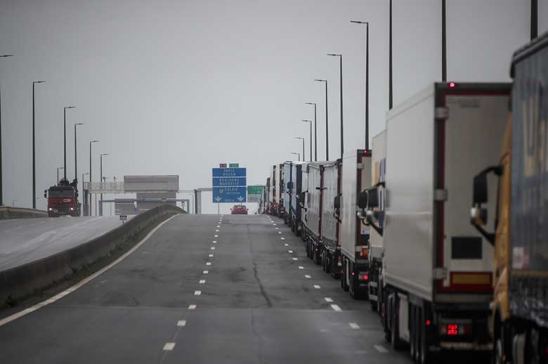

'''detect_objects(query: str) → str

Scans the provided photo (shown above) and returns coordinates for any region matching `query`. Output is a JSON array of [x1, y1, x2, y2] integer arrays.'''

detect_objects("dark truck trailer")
[[320, 160, 342, 278], [382, 82, 511, 362], [303, 162, 323, 263], [283, 161, 307, 235], [471, 32, 548, 364], [340, 149, 372, 299]]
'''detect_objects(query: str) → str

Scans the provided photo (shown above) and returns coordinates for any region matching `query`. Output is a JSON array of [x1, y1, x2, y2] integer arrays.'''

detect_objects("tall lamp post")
[[73, 122, 83, 182], [327, 53, 344, 158], [56, 167, 64, 183], [351, 20, 370, 150], [291, 152, 301, 162], [295, 137, 305, 162], [63, 106, 75, 181], [99, 153, 109, 216], [314, 79, 329, 160], [0, 54, 13, 206], [32, 80, 45, 208], [302, 120, 312, 162], [305, 102, 317, 161], [88, 140, 99, 216]]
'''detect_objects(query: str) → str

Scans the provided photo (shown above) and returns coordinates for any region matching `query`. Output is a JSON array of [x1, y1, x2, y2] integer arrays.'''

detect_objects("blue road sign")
[[212, 177, 247, 187], [212, 186, 247, 203], [212, 168, 246, 178]]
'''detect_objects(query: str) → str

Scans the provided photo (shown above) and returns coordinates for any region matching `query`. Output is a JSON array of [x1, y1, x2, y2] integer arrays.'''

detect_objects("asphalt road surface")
[[0, 214, 412, 364], [0, 216, 128, 271]]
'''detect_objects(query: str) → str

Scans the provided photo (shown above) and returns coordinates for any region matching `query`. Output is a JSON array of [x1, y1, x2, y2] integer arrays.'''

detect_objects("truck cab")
[[45, 184, 80, 217]]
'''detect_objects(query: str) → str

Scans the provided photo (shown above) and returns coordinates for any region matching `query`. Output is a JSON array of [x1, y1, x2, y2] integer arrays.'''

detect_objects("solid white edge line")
[[0, 214, 178, 328], [374, 344, 388, 353]]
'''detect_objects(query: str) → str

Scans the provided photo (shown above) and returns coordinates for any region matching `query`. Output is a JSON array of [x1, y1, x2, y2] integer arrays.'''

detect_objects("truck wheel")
[[419, 307, 434, 364], [325, 253, 331, 274], [391, 294, 404, 350]]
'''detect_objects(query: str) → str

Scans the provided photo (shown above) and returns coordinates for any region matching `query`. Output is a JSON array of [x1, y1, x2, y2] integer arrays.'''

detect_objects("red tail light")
[[447, 324, 459, 336], [358, 273, 369, 281]]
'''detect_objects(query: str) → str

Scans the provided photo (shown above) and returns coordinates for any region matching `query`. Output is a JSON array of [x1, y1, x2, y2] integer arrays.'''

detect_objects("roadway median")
[[0, 204, 184, 308], [0, 207, 48, 220]]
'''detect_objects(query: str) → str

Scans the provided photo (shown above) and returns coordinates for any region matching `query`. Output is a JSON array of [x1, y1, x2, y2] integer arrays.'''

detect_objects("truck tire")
[[419, 307, 433, 364], [340, 259, 349, 292], [390, 294, 404, 350]]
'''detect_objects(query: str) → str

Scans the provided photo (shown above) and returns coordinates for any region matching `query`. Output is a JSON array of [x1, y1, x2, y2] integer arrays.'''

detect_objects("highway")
[[0, 216, 129, 271], [0, 214, 411, 363]]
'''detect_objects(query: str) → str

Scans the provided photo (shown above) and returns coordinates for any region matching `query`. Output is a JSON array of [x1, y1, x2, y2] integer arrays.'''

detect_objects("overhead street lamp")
[[89, 140, 99, 216], [63, 106, 75, 181], [314, 79, 329, 160], [351, 20, 370, 150], [74, 122, 83, 182], [99, 153, 109, 216], [302, 120, 312, 162], [305, 102, 317, 161], [32, 80, 45, 209], [327, 53, 344, 158], [291, 152, 301, 162], [295, 137, 305, 162], [0, 54, 13, 206]]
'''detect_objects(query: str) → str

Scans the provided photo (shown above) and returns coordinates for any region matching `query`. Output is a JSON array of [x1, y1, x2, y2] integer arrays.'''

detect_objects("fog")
[[1, 0, 546, 213]]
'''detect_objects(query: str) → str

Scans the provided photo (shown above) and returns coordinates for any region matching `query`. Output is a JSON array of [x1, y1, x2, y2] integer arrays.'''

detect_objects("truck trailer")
[[471, 33, 548, 364], [321, 160, 342, 277], [381, 82, 511, 362], [303, 162, 323, 263], [340, 149, 372, 299], [44, 179, 81, 217]]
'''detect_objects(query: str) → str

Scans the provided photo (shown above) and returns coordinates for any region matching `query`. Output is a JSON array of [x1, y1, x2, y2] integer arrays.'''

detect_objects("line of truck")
[[261, 32, 547, 363]]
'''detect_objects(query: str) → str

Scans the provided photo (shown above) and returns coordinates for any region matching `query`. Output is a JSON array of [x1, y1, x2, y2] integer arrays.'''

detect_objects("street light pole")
[[327, 53, 344, 158], [0, 54, 13, 206], [63, 106, 75, 181], [305, 102, 317, 161], [314, 79, 329, 160], [56, 167, 64, 183], [291, 152, 300, 162], [32, 80, 45, 209], [89, 140, 98, 216], [295, 137, 305, 162], [100, 153, 109, 216], [302, 120, 312, 162], [74, 122, 83, 182], [351, 20, 370, 150]]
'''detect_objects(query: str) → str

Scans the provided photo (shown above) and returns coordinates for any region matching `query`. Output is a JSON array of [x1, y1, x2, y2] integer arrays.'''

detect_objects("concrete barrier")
[[0, 205, 183, 308], [0, 207, 48, 220]]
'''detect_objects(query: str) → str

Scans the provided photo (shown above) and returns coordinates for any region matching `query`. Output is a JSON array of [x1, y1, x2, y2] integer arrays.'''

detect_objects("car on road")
[[230, 205, 248, 215]]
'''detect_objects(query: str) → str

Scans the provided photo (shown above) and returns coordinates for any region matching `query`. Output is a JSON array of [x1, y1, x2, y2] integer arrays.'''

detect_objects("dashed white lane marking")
[[275, 227, 279, 229], [199, 279, 206, 284], [288, 250, 293, 254], [203, 270, 209, 274], [349, 322, 360, 329], [374, 345, 388, 353], [313, 285, 321, 289], [292, 257, 298, 261], [298, 266, 304, 270], [273, 223, 277, 226], [305, 274, 311, 279], [280, 237, 285, 240], [330, 304, 342, 312], [211, 247, 216, 250], [214, 235, 219, 238], [215, 229, 219, 232], [194, 290, 202, 296], [188, 304, 197, 310], [0, 215, 178, 328], [163, 342, 176, 351], [206, 262, 212, 266], [212, 240, 217, 244], [324, 297, 333, 303], [208, 254, 214, 258], [216, 225, 220, 228], [278, 232, 282, 234], [284, 243, 289, 246], [177, 320, 187, 327]]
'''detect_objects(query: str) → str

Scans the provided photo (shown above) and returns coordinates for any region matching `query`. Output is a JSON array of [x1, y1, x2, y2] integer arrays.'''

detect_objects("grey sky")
[[1, 0, 546, 210]]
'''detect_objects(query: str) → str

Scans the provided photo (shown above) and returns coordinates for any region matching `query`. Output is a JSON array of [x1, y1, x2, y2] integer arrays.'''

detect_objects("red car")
[[230, 204, 248, 215]]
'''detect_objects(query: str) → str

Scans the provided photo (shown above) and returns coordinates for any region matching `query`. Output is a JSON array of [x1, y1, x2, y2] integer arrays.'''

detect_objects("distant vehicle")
[[230, 204, 248, 215], [44, 179, 80, 217], [471, 33, 548, 364]]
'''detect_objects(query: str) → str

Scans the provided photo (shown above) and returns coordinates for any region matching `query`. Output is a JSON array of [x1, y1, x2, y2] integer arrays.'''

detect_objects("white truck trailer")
[[320, 160, 342, 277], [382, 82, 511, 362], [340, 149, 372, 299], [303, 162, 323, 263]]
